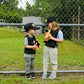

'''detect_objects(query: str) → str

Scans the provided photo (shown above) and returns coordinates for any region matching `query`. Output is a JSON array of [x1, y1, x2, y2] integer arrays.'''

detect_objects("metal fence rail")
[[0, 23, 84, 27], [0, 70, 84, 74]]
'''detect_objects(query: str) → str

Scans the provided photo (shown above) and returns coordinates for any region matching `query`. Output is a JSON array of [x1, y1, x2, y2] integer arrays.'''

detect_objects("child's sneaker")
[[25, 73, 31, 79], [31, 72, 36, 78], [48, 73, 56, 79], [42, 73, 47, 79]]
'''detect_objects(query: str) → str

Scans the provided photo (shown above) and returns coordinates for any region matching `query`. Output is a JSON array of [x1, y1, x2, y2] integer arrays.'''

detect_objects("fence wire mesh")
[[0, 0, 84, 72]]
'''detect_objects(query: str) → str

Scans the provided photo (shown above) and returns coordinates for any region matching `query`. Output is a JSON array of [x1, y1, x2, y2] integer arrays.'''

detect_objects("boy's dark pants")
[[25, 57, 35, 74]]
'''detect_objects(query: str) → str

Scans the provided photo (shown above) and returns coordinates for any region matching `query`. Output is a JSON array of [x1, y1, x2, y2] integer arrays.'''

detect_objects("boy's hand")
[[33, 44, 39, 50], [33, 41, 41, 50]]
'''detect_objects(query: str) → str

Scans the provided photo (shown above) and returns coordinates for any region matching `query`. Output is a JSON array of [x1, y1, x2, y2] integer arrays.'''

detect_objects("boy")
[[42, 16, 63, 79], [24, 23, 40, 79]]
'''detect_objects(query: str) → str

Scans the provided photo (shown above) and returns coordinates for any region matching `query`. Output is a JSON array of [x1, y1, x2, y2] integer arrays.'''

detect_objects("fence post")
[[72, 15, 75, 39], [78, 6, 80, 41]]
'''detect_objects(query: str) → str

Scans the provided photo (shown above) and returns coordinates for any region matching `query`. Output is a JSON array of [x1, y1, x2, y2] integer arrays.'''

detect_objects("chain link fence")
[[0, 0, 84, 73]]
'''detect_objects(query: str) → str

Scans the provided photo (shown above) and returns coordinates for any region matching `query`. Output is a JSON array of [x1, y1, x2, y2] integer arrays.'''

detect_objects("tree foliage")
[[0, 0, 22, 23], [0, 0, 84, 39], [34, 0, 84, 39]]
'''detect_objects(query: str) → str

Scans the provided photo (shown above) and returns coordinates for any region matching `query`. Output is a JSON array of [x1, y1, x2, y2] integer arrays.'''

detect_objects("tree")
[[26, 1, 42, 16], [0, 0, 18, 11], [34, 0, 84, 39]]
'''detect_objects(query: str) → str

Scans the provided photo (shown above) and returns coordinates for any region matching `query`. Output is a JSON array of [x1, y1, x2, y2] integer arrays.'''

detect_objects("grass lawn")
[[0, 73, 84, 84], [0, 27, 84, 84]]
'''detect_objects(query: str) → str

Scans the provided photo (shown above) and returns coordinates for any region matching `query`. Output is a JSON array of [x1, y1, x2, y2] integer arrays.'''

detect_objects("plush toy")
[[45, 29, 51, 41], [33, 40, 40, 50]]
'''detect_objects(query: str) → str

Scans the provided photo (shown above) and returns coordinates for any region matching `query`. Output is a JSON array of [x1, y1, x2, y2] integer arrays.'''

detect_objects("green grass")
[[0, 27, 84, 83], [58, 40, 84, 69], [0, 74, 84, 84], [0, 27, 84, 71]]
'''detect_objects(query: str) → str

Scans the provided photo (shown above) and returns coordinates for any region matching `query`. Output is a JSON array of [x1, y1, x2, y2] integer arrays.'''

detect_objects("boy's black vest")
[[24, 35, 36, 54], [45, 28, 60, 48]]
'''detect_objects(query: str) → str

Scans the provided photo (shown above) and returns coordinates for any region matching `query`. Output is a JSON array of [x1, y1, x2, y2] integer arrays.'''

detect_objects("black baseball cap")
[[24, 23, 40, 32], [44, 16, 56, 27]]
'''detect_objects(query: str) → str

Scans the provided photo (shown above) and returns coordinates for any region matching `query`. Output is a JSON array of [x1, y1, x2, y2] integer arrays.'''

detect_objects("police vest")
[[24, 35, 36, 54], [45, 28, 60, 48]]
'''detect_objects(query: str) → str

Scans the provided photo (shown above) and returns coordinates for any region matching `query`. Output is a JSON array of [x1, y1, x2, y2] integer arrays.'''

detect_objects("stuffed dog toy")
[[33, 40, 40, 50], [45, 29, 51, 41]]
